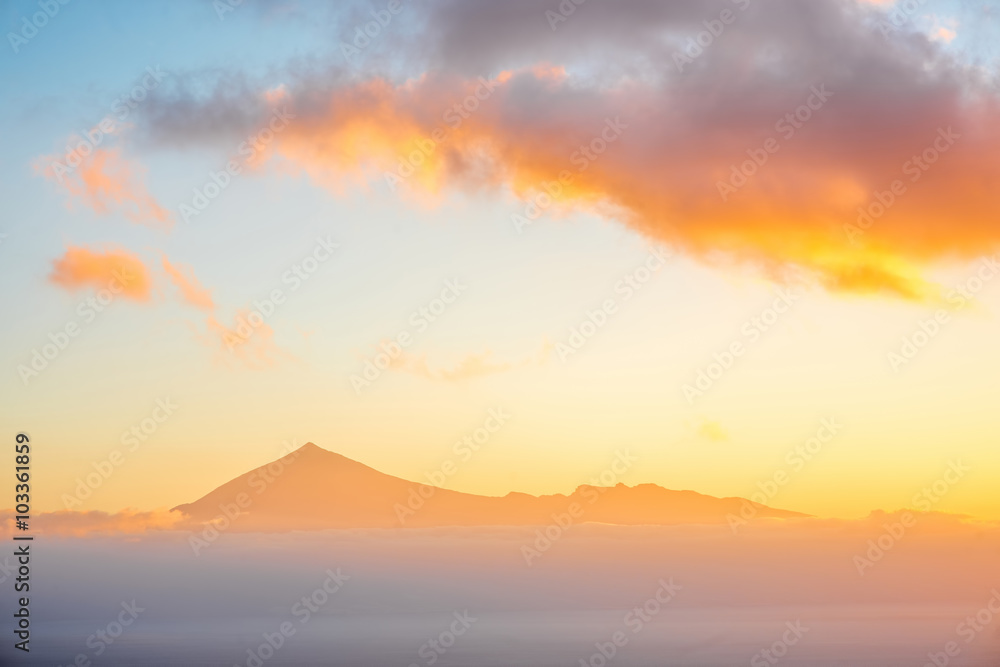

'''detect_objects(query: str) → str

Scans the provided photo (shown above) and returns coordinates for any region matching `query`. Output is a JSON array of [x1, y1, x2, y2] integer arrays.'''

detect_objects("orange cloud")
[[34, 144, 171, 227], [205, 311, 285, 369], [48, 244, 287, 368], [930, 19, 958, 43], [155, 256, 291, 368], [162, 256, 214, 310], [0, 509, 182, 538], [49, 245, 153, 300], [154, 257, 282, 366], [257, 62, 999, 301]]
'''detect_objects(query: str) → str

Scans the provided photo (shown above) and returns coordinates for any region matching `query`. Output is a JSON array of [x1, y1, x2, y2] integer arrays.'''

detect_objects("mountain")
[[170, 442, 809, 530]]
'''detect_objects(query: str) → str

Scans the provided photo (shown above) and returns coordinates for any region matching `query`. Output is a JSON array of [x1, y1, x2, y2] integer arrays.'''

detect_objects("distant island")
[[171, 442, 808, 531]]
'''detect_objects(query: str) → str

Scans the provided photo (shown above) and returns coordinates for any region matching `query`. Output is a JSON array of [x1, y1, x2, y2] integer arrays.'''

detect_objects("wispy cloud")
[[204, 311, 286, 370], [34, 144, 172, 227], [162, 256, 214, 310], [48, 246, 285, 368]]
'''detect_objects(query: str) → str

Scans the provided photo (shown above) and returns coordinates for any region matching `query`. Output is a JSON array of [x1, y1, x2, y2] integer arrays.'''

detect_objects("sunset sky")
[[2, 0, 999, 521]]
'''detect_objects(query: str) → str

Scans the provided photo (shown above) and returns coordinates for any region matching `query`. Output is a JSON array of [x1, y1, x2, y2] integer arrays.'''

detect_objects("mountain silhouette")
[[170, 442, 808, 530]]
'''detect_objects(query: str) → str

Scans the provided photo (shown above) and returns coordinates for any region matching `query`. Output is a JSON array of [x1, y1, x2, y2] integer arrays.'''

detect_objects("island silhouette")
[[171, 442, 808, 531]]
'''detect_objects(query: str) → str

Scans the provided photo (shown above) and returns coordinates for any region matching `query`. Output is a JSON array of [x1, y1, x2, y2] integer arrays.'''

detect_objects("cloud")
[[934, 26, 957, 42], [156, 257, 286, 367], [134, 0, 1000, 300], [47, 246, 284, 368], [268, 67, 988, 300], [159, 258, 290, 369], [928, 16, 959, 43], [205, 311, 286, 369], [162, 256, 214, 310], [0, 508, 182, 538], [49, 245, 153, 300], [34, 144, 172, 227]]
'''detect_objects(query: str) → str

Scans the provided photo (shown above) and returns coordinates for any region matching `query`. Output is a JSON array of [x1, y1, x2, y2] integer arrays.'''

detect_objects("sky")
[[1, 0, 999, 520]]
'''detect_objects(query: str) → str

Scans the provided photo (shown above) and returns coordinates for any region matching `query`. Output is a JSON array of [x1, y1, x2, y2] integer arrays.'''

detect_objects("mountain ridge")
[[170, 442, 809, 530]]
